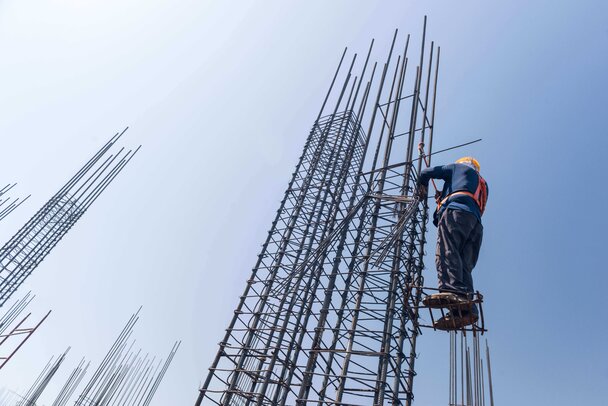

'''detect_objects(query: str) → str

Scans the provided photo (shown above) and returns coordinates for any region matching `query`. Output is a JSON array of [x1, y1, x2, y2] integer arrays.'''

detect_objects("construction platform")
[[416, 286, 486, 334]]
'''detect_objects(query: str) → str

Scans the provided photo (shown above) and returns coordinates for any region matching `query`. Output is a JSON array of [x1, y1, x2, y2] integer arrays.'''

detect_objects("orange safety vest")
[[437, 174, 488, 215]]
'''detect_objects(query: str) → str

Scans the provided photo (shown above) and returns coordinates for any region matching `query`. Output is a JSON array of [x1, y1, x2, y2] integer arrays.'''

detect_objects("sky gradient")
[[0, 1, 606, 404]]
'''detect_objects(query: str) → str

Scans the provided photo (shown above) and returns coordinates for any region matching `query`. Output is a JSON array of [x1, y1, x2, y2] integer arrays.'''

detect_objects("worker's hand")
[[416, 185, 428, 200], [434, 190, 442, 204]]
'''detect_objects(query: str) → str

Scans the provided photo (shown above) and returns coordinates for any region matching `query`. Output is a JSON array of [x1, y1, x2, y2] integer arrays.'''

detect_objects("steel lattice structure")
[[0, 129, 140, 307], [197, 20, 442, 406]]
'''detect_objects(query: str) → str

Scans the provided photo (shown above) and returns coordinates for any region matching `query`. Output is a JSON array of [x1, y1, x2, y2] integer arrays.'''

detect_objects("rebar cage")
[[0, 130, 139, 307], [198, 19, 440, 406]]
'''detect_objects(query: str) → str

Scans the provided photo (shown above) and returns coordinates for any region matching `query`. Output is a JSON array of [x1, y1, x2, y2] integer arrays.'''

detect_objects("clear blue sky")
[[0, 1, 606, 404]]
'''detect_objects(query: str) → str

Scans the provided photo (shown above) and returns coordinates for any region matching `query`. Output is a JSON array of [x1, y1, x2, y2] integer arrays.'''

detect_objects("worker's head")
[[456, 156, 480, 172]]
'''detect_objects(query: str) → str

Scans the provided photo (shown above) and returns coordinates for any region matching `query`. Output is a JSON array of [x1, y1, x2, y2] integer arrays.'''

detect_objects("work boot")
[[422, 292, 470, 309], [433, 308, 479, 331]]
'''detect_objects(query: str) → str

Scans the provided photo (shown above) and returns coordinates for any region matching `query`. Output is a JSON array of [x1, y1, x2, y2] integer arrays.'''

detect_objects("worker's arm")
[[417, 165, 452, 187]]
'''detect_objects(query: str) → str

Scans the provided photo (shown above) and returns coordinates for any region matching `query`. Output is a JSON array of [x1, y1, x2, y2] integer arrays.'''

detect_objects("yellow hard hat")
[[456, 157, 480, 172]]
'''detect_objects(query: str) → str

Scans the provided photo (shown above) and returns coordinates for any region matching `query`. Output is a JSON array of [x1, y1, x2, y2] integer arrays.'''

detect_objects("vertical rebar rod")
[[486, 340, 494, 406]]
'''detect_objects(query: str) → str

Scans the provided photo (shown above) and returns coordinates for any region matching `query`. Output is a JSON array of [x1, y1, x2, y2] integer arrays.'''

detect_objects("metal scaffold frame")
[[197, 18, 447, 406]]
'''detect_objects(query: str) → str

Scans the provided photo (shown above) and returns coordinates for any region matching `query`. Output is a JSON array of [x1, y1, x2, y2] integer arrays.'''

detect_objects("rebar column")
[[0, 130, 140, 307], [197, 20, 440, 406]]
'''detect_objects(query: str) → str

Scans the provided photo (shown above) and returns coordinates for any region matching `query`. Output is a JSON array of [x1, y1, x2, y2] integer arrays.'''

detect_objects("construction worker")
[[416, 157, 488, 330]]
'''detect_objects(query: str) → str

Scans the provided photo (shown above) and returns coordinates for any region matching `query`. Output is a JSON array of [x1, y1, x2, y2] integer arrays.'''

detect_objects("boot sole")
[[434, 314, 479, 331]]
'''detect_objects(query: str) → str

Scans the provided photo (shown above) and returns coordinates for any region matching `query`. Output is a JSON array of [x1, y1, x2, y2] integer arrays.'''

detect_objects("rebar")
[[197, 19, 442, 406], [0, 129, 140, 307], [16, 347, 70, 406], [0, 304, 51, 371], [51, 357, 90, 406], [0, 293, 38, 370], [0, 184, 30, 223], [0, 291, 34, 336], [448, 333, 495, 406], [74, 308, 180, 406]]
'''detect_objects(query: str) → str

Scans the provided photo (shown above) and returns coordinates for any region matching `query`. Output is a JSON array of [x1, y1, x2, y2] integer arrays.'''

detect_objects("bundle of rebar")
[[0, 184, 29, 223], [0, 308, 178, 406], [448, 332, 495, 406], [0, 129, 140, 307], [16, 347, 70, 406], [51, 357, 90, 406], [74, 309, 180, 406]]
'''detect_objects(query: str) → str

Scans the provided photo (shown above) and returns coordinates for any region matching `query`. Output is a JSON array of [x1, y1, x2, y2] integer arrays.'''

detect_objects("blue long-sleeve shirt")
[[418, 163, 489, 223]]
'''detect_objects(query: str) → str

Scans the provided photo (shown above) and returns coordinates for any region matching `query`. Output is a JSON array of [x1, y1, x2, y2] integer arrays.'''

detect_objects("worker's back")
[[433, 163, 488, 222]]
